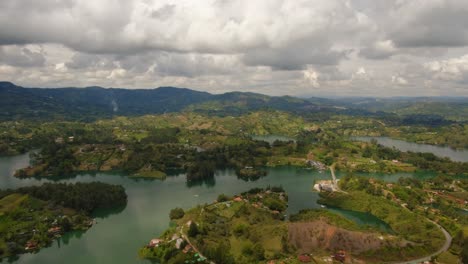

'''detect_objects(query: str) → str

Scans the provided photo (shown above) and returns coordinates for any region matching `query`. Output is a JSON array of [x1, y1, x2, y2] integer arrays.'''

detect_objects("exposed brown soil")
[[288, 219, 406, 255]]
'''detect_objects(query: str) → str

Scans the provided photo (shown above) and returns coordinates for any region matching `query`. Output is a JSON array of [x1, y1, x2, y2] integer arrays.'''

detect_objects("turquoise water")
[[328, 208, 394, 234], [0, 152, 451, 264]]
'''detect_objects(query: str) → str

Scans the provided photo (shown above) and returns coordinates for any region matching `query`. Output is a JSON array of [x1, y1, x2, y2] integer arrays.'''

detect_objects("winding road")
[[390, 219, 452, 264], [325, 168, 453, 264]]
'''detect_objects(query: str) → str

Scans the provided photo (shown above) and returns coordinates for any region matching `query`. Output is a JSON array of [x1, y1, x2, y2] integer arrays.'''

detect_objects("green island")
[[0, 182, 127, 259], [2, 111, 466, 183], [138, 175, 467, 264]]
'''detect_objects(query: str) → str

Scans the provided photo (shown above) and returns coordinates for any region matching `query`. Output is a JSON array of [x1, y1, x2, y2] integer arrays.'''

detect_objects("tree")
[[363, 146, 373, 158], [206, 243, 235, 264], [169, 208, 185, 220], [188, 222, 198, 237], [60, 217, 72, 231], [217, 194, 230, 202], [323, 156, 334, 166], [252, 243, 265, 261], [461, 237, 468, 264]]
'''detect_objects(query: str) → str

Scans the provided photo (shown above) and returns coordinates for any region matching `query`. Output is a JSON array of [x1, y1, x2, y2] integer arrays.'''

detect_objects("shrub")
[[169, 207, 185, 220], [263, 197, 286, 211], [233, 223, 248, 237], [217, 194, 230, 202], [188, 222, 199, 237], [252, 243, 265, 260]]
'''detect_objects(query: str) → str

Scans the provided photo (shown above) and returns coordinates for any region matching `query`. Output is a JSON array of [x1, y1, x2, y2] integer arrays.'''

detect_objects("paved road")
[[390, 219, 452, 264]]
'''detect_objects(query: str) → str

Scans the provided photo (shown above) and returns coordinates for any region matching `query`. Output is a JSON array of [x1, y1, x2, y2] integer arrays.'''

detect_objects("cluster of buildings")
[[314, 180, 338, 192], [24, 224, 64, 251], [54, 136, 74, 144], [147, 233, 196, 255], [306, 160, 327, 171]]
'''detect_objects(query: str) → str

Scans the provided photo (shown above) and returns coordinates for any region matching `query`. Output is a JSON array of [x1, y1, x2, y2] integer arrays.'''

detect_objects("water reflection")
[[328, 208, 394, 234], [352, 136, 468, 162], [92, 204, 127, 219], [58, 230, 85, 247], [251, 135, 295, 145], [185, 175, 216, 188]]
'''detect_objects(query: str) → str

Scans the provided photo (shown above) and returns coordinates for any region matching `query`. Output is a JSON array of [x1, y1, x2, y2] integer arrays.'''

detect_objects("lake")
[[352, 136, 468, 162], [251, 135, 295, 144], [0, 151, 453, 263]]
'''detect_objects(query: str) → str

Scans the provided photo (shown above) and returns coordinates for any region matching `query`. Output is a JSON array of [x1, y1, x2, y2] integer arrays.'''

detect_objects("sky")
[[0, 0, 468, 97]]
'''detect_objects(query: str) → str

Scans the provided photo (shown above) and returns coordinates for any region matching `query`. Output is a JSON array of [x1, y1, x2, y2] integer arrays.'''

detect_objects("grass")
[[437, 251, 460, 264], [319, 190, 446, 259], [290, 209, 367, 232], [0, 193, 28, 216], [142, 191, 289, 263]]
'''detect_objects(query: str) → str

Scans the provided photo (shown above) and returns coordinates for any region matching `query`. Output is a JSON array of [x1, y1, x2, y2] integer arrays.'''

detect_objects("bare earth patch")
[[288, 219, 406, 255]]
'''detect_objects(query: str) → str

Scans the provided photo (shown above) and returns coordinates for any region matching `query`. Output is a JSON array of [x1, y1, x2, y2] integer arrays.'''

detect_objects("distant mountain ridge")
[[0, 82, 331, 121], [1, 82, 467, 122], [0, 82, 213, 121]]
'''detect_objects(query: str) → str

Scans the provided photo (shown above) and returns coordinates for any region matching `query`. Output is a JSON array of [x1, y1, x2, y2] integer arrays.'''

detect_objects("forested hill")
[[0, 81, 213, 121], [1, 81, 467, 122], [0, 81, 332, 121]]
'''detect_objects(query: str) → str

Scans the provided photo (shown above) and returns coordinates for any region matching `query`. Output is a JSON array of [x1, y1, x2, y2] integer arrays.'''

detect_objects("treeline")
[[2, 182, 127, 213], [363, 142, 468, 174], [123, 137, 272, 182], [400, 114, 452, 126], [185, 140, 271, 182]]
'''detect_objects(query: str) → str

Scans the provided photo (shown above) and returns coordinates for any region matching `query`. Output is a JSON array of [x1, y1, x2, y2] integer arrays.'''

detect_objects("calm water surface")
[[352, 136, 468, 162], [0, 150, 452, 264], [251, 135, 295, 144]]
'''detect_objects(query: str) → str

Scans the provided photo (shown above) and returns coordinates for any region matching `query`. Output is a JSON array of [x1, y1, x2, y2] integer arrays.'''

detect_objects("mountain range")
[[1, 81, 467, 122], [0, 81, 336, 121]]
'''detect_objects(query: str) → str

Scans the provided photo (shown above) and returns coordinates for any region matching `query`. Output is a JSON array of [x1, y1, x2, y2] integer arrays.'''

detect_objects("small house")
[[175, 238, 184, 249], [25, 240, 38, 250], [298, 254, 311, 263], [182, 244, 192, 254], [148, 238, 162, 248], [333, 250, 346, 262], [170, 234, 180, 241], [48, 226, 62, 235]]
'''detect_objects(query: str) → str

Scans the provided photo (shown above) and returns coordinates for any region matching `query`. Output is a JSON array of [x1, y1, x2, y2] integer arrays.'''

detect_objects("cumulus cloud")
[[303, 67, 320, 87], [388, 1, 468, 48], [359, 40, 397, 60], [0, 45, 46, 67], [0, 0, 467, 96], [425, 54, 468, 84], [391, 75, 409, 86]]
